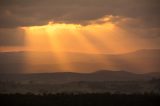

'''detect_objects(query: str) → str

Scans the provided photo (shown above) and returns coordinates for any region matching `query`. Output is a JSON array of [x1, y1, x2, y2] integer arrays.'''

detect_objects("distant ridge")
[[123, 49, 160, 55], [93, 70, 136, 74], [0, 49, 160, 73], [0, 70, 160, 85]]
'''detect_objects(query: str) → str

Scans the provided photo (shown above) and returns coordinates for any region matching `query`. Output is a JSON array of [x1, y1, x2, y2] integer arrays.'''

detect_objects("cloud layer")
[[0, 0, 160, 50], [0, 0, 160, 28]]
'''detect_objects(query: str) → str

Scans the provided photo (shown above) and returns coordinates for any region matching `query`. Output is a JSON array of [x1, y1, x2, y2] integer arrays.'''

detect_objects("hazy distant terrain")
[[0, 70, 160, 94], [0, 49, 160, 94], [0, 49, 160, 73]]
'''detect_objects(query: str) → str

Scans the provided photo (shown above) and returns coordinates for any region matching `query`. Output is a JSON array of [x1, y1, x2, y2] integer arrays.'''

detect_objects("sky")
[[0, 0, 160, 73], [0, 0, 160, 54]]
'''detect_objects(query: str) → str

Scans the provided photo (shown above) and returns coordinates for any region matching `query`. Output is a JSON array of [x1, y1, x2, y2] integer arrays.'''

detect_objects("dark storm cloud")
[[0, 0, 160, 28], [0, 0, 160, 47]]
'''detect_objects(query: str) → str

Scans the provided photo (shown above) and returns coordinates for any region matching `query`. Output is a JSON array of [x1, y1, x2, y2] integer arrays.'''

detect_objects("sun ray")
[[22, 19, 142, 73]]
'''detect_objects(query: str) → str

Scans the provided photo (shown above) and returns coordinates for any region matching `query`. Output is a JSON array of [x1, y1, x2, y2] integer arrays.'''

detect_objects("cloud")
[[0, 28, 25, 46], [0, 0, 160, 28], [86, 15, 160, 38], [0, 0, 159, 48], [0, 15, 159, 48]]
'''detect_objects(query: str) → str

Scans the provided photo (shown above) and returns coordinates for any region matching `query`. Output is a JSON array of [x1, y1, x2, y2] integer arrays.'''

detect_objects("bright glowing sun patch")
[[22, 21, 117, 72], [22, 21, 116, 52], [17, 16, 154, 73], [22, 18, 144, 73]]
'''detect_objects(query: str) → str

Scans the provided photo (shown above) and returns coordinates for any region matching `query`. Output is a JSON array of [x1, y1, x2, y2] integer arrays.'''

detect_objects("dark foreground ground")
[[0, 93, 160, 106]]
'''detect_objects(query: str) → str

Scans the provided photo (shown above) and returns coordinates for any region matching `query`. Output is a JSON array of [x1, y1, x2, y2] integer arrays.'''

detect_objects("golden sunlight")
[[22, 20, 118, 72], [22, 21, 116, 53], [22, 18, 142, 72]]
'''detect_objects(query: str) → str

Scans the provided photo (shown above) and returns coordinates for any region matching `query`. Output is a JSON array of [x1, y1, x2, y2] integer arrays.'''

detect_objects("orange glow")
[[0, 46, 25, 52], [22, 20, 118, 72], [22, 21, 116, 53], [22, 17, 146, 72]]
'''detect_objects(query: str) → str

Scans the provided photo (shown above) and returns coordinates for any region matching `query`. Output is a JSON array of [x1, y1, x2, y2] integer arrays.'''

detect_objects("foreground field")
[[0, 93, 160, 106]]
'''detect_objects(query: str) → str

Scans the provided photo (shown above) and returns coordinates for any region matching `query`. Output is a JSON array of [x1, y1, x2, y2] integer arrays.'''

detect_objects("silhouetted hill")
[[0, 70, 159, 84]]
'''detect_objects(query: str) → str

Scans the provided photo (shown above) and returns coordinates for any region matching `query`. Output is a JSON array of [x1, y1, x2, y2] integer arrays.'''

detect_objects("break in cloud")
[[0, 0, 160, 48]]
